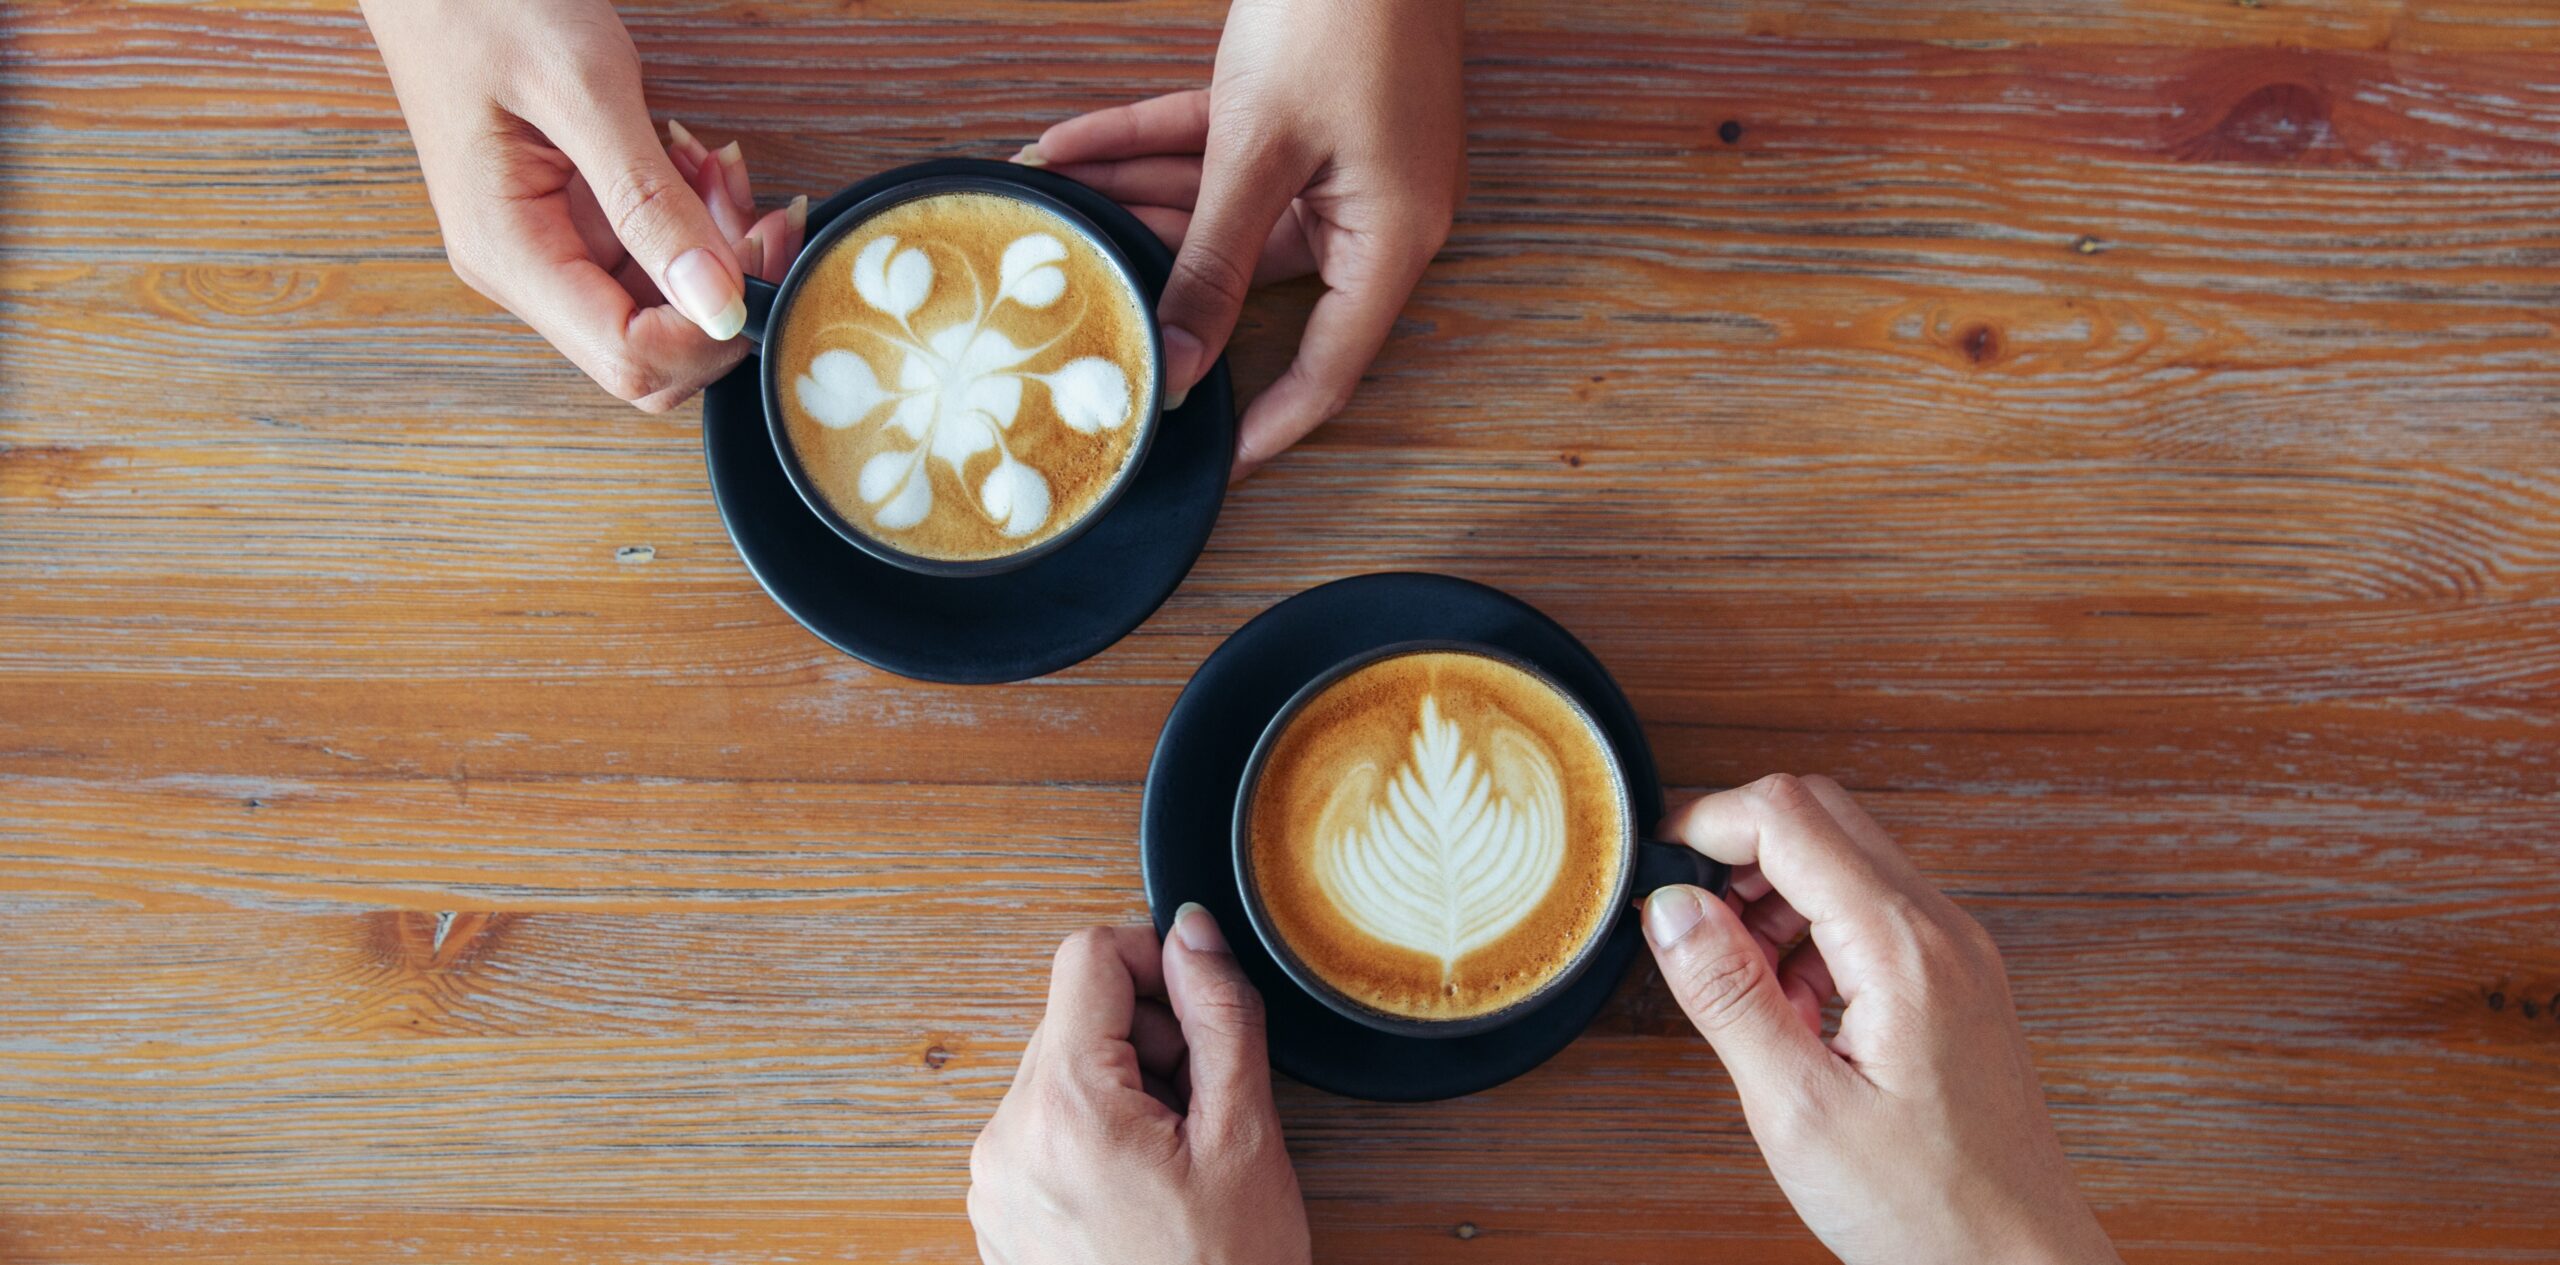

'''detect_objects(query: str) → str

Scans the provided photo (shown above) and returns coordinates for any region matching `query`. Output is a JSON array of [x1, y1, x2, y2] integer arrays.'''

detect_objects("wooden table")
[[5, 2, 2557, 1260]]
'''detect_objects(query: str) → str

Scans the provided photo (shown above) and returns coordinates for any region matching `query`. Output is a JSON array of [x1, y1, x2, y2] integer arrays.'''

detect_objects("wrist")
[[1982, 1206, 2118, 1265]]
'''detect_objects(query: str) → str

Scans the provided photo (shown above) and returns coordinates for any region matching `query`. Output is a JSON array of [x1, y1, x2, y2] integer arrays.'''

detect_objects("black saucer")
[[703, 159, 1235, 684], [1139, 573, 1664, 1102]]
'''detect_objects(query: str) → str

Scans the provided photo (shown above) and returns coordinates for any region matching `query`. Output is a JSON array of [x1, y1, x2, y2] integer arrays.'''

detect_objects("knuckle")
[[1027, 1077, 1085, 1130], [440, 233, 491, 292], [631, 393, 677, 415], [1279, 363, 1359, 423], [1952, 907, 1999, 954], [1949, 910, 2009, 977], [592, 354, 664, 403], [537, 27, 639, 103], [1170, 236, 1257, 308], [1053, 925, 1117, 974], [966, 1131, 999, 1188], [1397, 203, 1457, 259], [1207, 1105, 1277, 1157], [1676, 946, 1765, 1031], [593, 162, 689, 243], [1192, 973, 1268, 1033], [1749, 772, 1820, 819]]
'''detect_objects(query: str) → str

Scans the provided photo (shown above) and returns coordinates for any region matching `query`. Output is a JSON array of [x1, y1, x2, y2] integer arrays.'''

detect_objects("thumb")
[[1157, 130, 1316, 406], [1644, 885, 1838, 1100], [526, 94, 745, 340], [1161, 902, 1277, 1137]]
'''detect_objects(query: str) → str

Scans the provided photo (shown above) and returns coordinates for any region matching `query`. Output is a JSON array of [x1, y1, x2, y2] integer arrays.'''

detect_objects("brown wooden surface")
[[4, 1, 2558, 1260]]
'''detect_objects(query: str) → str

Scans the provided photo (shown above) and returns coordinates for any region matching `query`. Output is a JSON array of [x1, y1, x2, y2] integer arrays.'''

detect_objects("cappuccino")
[[774, 190, 1156, 564], [1244, 651, 1628, 1023]]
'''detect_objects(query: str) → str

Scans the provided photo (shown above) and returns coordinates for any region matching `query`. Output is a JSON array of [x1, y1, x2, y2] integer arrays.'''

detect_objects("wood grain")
[[3, 0, 2557, 1260]]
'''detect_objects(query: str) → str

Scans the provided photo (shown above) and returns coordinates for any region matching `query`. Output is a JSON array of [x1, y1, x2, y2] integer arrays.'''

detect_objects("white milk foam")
[[779, 191, 1154, 562], [1311, 695, 1569, 981]]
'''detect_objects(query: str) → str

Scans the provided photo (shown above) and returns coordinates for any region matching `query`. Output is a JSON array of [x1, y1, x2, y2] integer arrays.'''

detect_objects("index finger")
[[1038, 924, 1169, 1058], [463, 189, 744, 409], [1232, 228, 1426, 477], [1658, 774, 1924, 932], [1036, 89, 1212, 164], [514, 257, 746, 411]]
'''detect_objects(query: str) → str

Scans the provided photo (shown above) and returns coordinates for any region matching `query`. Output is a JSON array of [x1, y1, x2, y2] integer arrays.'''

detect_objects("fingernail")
[[1011, 143, 1047, 168], [785, 193, 808, 236], [1644, 886, 1706, 949], [666, 247, 745, 340], [667, 118, 702, 157], [715, 140, 752, 214], [1161, 324, 1202, 410], [1172, 901, 1228, 954]]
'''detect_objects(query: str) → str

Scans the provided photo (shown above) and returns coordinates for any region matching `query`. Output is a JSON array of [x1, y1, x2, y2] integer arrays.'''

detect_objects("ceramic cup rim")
[[757, 173, 1167, 579], [1229, 639, 1642, 1040]]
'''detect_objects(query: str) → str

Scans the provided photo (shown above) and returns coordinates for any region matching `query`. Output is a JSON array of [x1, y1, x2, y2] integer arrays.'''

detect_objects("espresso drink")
[[774, 190, 1156, 564], [1245, 651, 1628, 1023]]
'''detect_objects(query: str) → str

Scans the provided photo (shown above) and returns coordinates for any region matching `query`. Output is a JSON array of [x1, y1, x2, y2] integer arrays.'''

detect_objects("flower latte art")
[[774, 191, 1156, 563], [1247, 652, 1628, 1023], [1315, 696, 1567, 980]]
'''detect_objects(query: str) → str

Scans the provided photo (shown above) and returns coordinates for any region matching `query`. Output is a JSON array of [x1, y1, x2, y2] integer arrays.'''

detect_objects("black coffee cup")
[[737, 172, 1166, 579], [1231, 640, 1729, 1039]]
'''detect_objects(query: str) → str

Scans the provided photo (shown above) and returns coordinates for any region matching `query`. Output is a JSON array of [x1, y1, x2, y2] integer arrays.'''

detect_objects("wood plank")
[[4, 663, 2554, 798], [5, 1199, 2556, 1265], [1, 777, 2551, 910], [0, 1033, 2549, 1208], [7, 910, 2554, 1059], [12, 253, 2560, 463]]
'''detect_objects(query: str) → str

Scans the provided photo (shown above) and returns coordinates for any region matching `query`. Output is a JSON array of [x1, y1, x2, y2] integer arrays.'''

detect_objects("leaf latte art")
[[1246, 651, 1628, 1023], [1314, 696, 1568, 981]]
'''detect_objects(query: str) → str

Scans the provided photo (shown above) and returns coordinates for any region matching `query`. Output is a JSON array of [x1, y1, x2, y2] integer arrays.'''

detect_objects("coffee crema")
[[774, 190, 1156, 563], [1245, 651, 1628, 1022]]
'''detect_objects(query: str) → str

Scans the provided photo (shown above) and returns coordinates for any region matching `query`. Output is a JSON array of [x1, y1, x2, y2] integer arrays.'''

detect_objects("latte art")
[[1315, 696, 1567, 981], [774, 190, 1156, 564], [1246, 651, 1627, 1023]]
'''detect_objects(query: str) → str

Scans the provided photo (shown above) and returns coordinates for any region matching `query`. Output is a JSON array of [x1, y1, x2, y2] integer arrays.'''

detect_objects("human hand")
[[1024, 0, 1467, 480], [362, 0, 804, 410], [1645, 775, 2121, 1265], [969, 905, 1309, 1265]]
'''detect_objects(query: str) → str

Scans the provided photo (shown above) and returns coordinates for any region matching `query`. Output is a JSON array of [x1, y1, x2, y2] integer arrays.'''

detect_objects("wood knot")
[[922, 1043, 954, 1070], [1560, 452, 1583, 468], [1716, 119, 1742, 145], [1959, 323, 2002, 366], [2182, 82, 2330, 163], [154, 266, 327, 322], [367, 910, 512, 972], [1453, 1222, 1479, 1241]]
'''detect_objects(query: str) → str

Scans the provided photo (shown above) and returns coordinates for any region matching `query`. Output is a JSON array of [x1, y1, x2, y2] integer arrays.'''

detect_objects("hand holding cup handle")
[[1632, 835, 1731, 905], [1644, 775, 2123, 1265]]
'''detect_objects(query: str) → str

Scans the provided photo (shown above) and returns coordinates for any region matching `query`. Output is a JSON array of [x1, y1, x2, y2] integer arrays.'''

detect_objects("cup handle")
[[1633, 838, 1731, 901], [740, 276, 780, 346]]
